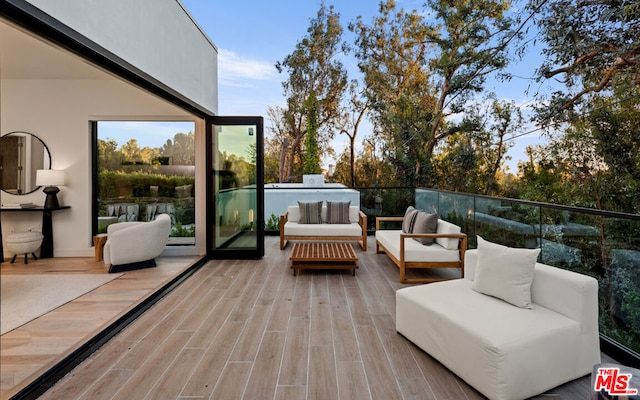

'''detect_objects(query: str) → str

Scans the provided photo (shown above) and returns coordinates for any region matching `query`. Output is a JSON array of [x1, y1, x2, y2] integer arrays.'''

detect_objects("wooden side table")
[[289, 242, 358, 276], [93, 234, 108, 261]]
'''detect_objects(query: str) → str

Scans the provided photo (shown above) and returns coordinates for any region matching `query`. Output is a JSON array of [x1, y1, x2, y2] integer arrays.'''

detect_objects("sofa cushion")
[[375, 230, 460, 263], [413, 211, 438, 245], [298, 201, 323, 224], [472, 236, 541, 308], [326, 201, 351, 224], [435, 220, 462, 250], [285, 221, 362, 237]]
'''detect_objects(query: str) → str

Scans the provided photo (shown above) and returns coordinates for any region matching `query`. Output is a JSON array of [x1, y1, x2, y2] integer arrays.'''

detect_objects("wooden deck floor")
[[14, 236, 609, 400], [0, 254, 200, 399]]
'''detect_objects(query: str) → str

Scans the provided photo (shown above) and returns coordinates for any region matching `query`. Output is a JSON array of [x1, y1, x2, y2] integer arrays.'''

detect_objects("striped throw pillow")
[[402, 206, 419, 233], [298, 201, 323, 224], [326, 201, 351, 224]]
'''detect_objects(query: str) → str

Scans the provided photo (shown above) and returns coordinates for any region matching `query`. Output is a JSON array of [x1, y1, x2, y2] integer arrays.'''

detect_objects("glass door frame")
[[207, 116, 264, 259]]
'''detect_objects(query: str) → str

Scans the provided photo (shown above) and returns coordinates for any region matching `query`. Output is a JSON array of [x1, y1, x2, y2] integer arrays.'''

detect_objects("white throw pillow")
[[471, 236, 541, 308]]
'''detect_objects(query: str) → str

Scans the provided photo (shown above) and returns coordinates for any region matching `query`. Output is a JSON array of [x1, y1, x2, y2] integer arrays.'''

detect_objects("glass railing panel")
[[601, 216, 640, 355], [435, 192, 474, 237], [414, 188, 439, 214], [468, 197, 540, 249], [368, 187, 414, 232], [537, 209, 600, 272]]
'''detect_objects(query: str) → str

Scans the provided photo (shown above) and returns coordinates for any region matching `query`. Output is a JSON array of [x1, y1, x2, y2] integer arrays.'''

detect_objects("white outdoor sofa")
[[396, 247, 601, 400], [280, 204, 367, 250], [375, 216, 467, 283]]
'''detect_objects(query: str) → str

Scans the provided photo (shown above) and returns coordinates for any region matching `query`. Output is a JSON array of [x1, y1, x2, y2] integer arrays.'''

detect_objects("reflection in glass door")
[[211, 116, 264, 258]]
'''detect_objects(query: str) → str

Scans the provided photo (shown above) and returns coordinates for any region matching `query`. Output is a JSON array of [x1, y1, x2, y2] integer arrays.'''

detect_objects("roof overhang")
[[0, 0, 214, 118]]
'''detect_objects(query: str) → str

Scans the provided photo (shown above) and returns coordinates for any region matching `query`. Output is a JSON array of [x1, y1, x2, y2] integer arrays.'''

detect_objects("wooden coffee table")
[[290, 242, 358, 276]]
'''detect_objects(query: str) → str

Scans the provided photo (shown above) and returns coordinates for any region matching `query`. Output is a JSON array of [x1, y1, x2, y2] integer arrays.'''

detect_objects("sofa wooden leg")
[[399, 264, 407, 283]]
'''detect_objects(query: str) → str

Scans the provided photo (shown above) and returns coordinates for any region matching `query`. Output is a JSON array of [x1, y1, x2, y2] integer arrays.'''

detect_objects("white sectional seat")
[[396, 246, 601, 400], [279, 203, 367, 250]]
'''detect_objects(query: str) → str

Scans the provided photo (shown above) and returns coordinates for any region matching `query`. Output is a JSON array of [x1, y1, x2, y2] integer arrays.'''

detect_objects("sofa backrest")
[[464, 249, 599, 325], [287, 205, 359, 223]]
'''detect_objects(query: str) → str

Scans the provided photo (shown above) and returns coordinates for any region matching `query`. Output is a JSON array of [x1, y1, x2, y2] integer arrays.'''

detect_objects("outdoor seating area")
[[2, 237, 611, 400], [280, 203, 468, 284], [279, 201, 367, 250], [273, 202, 607, 399]]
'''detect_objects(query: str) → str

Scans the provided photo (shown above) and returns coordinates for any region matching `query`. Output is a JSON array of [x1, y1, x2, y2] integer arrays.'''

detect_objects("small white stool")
[[5, 231, 44, 264]]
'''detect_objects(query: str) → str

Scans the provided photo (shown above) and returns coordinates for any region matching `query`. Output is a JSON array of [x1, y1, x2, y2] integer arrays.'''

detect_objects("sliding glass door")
[[210, 116, 264, 259]]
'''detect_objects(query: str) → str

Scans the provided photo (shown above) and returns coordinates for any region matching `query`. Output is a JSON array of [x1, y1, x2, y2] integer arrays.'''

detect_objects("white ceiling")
[[0, 19, 113, 80]]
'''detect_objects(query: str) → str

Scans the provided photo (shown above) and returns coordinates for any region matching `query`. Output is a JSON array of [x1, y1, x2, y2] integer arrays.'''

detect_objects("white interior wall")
[[1, 78, 207, 258]]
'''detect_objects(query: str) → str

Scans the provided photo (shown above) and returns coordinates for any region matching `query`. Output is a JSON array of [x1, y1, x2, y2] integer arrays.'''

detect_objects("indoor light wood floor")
[[0, 253, 200, 400], [24, 236, 608, 400]]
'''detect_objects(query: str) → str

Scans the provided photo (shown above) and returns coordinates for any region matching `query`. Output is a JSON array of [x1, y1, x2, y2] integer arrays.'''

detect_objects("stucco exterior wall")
[[25, 0, 218, 114]]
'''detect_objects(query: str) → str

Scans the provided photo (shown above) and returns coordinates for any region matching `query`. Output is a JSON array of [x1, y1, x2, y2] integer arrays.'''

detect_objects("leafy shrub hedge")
[[99, 170, 195, 199]]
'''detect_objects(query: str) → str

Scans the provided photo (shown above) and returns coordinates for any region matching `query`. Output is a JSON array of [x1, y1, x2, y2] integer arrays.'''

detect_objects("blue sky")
[[108, 1, 554, 173]]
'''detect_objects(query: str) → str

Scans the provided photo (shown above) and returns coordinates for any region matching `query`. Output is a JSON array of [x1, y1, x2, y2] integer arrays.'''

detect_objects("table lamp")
[[36, 169, 66, 209]]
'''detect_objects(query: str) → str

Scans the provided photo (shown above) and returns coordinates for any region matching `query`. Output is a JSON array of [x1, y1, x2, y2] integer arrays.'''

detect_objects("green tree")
[[263, 134, 281, 184], [162, 132, 195, 165], [120, 139, 142, 164], [303, 93, 322, 174], [338, 82, 369, 188], [433, 132, 481, 193], [275, 2, 348, 182], [97, 137, 123, 172], [515, 146, 566, 205], [350, 1, 437, 186], [424, 0, 514, 146], [529, 0, 640, 121], [119, 139, 159, 165], [333, 136, 393, 188], [458, 97, 522, 195], [350, 0, 514, 187]]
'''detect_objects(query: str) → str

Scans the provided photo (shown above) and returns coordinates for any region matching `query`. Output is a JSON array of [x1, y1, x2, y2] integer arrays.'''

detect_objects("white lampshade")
[[36, 169, 67, 186]]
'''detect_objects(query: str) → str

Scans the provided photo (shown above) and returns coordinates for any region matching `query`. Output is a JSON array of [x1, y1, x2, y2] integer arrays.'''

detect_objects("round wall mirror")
[[0, 131, 51, 195]]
